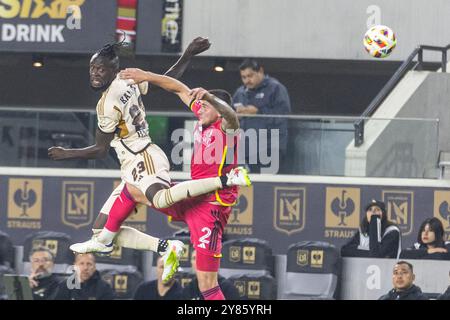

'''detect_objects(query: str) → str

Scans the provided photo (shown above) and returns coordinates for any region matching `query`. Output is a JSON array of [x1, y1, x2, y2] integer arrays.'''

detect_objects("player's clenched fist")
[[48, 146, 68, 160]]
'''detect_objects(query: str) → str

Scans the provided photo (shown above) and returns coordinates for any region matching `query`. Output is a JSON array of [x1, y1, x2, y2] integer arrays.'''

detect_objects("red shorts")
[[157, 198, 231, 258]]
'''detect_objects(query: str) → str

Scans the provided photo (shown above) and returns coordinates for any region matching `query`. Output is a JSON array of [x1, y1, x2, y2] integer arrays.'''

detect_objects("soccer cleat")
[[161, 240, 184, 283], [226, 167, 252, 187], [69, 237, 114, 255]]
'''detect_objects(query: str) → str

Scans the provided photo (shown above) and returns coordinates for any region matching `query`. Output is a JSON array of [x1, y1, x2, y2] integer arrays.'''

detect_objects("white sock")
[[96, 228, 116, 244], [152, 177, 222, 209], [114, 226, 159, 252]]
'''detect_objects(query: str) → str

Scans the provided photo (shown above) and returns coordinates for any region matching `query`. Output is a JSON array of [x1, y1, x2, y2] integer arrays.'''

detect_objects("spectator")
[[0, 231, 13, 268], [54, 253, 114, 300], [181, 249, 240, 300], [437, 271, 450, 300], [133, 256, 183, 300], [233, 58, 291, 174], [379, 261, 428, 300], [341, 200, 401, 258], [28, 247, 61, 300], [400, 217, 450, 260]]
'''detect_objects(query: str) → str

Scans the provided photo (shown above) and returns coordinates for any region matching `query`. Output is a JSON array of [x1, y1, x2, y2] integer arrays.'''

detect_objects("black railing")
[[354, 44, 450, 147]]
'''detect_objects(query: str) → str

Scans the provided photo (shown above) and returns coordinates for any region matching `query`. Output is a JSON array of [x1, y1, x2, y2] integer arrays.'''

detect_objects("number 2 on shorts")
[[197, 227, 211, 249]]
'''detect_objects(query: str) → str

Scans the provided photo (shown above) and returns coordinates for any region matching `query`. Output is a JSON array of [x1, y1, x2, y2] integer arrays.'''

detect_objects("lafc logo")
[[383, 191, 414, 235], [234, 281, 246, 297], [325, 187, 360, 228], [297, 250, 309, 266], [61, 181, 94, 229], [229, 246, 241, 263], [8, 178, 42, 220], [273, 187, 305, 235], [434, 191, 450, 231]]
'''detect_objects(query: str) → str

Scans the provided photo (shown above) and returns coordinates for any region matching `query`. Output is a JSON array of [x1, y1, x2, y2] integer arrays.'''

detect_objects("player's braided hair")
[[93, 34, 128, 70]]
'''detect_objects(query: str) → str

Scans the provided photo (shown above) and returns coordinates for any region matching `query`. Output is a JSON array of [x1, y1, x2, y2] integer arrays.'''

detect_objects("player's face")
[[392, 264, 414, 291], [240, 67, 264, 89], [75, 254, 96, 283], [197, 101, 220, 126], [89, 57, 116, 90]]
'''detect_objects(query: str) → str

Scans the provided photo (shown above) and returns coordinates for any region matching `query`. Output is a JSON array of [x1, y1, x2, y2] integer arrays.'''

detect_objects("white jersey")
[[96, 75, 151, 164]]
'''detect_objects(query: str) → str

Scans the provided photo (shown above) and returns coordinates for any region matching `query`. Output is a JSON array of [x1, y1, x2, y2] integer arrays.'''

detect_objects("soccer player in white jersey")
[[48, 38, 249, 282]]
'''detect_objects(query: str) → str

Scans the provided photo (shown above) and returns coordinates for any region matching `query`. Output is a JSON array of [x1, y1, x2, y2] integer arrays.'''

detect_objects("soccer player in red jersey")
[[120, 68, 251, 300]]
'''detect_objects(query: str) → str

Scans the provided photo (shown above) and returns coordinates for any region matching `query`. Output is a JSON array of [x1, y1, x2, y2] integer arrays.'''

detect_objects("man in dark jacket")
[[437, 271, 450, 300], [379, 261, 428, 300], [54, 253, 114, 300], [233, 58, 291, 174], [28, 247, 62, 300]]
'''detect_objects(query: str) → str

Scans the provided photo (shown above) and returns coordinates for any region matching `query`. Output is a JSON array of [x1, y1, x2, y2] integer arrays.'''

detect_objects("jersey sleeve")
[[188, 98, 201, 118], [97, 90, 122, 133]]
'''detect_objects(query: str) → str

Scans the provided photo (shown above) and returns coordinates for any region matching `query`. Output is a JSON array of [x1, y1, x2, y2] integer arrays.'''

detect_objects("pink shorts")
[[157, 198, 231, 257]]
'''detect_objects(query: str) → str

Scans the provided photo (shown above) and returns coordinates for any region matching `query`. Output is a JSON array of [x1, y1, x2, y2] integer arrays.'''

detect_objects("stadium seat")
[[22, 231, 73, 274], [100, 269, 143, 299], [0, 231, 14, 269], [283, 241, 341, 300], [0, 265, 15, 300], [95, 244, 143, 273], [228, 273, 277, 300], [220, 238, 274, 278]]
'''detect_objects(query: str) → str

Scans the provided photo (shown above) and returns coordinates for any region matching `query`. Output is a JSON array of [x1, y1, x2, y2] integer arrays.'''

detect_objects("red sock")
[[104, 185, 136, 232], [201, 286, 225, 300]]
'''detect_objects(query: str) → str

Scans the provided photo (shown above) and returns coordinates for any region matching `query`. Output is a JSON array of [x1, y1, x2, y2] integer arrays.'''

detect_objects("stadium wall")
[[183, 0, 450, 60], [346, 71, 450, 178], [1, 167, 449, 255]]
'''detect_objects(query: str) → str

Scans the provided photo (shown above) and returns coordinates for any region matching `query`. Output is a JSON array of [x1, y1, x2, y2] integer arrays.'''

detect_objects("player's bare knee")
[[145, 183, 168, 204]]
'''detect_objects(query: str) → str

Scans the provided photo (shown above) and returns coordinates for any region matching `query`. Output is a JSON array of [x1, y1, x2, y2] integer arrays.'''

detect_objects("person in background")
[[379, 261, 428, 300], [400, 217, 450, 260], [133, 256, 183, 300], [54, 253, 114, 300], [233, 58, 291, 174], [341, 200, 401, 258], [28, 247, 62, 300]]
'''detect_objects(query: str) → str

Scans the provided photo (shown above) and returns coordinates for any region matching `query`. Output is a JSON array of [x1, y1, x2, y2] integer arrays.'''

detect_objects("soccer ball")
[[363, 25, 397, 58]]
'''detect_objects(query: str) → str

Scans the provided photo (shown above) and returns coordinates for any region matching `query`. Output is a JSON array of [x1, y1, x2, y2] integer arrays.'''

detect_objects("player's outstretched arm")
[[48, 129, 114, 160], [119, 68, 192, 105], [190, 88, 239, 131], [164, 37, 211, 79]]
